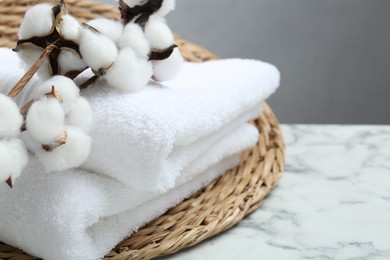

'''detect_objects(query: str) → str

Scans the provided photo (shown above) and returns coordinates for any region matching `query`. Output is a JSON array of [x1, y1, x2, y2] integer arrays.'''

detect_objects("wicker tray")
[[0, 0, 285, 259]]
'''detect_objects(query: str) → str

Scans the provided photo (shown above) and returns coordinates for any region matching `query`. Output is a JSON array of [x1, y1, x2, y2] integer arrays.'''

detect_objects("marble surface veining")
[[160, 125, 390, 260]]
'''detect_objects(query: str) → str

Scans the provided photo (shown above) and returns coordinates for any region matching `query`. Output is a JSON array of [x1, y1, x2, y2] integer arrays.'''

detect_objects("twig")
[[79, 75, 99, 90], [7, 44, 58, 99], [65, 69, 87, 80]]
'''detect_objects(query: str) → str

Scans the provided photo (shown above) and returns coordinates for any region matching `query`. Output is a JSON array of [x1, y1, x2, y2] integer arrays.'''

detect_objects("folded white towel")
[[0, 123, 258, 260], [103, 123, 259, 214], [0, 48, 280, 191], [0, 47, 279, 259]]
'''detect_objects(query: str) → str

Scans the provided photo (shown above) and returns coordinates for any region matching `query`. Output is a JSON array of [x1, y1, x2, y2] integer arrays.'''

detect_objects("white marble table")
[[161, 125, 390, 260]]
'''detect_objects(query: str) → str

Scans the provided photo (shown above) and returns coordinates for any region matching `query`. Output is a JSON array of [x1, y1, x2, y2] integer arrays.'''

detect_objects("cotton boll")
[[152, 47, 183, 82], [58, 50, 87, 76], [79, 28, 118, 71], [26, 97, 65, 144], [0, 138, 29, 183], [66, 97, 92, 132], [35, 126, 91, 172], [60, 15, 81, 43], [144, 16, 174, 49], [34, 76, 80, 113], [17, 48, 51, 80], [105, 48, 152, 92], [18, 4, 54, 39], [87, 18, 124, 43], [155, 0, 176, 17], [119, 23, 150, 59], [0, 94, 23, 138]]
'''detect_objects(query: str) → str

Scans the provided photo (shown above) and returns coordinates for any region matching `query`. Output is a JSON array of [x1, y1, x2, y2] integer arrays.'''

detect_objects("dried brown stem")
[[20, 99, 34, 119], [81, 22, 100, 33], [65, 69, 87, 80], [7, 44, 58, 99], [46, 85, 62, 101], [18, 93, 38, 135], [79, 75, 99, 90]]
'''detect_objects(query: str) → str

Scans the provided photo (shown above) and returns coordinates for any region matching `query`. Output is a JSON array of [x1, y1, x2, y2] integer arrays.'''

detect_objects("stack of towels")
[[0, 48, 280, 260]]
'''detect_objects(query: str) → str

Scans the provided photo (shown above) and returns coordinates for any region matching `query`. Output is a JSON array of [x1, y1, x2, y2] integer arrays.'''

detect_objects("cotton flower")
[[0, 138, 29, 185], [79, 26, 119, 71], [0, 94, 24, 138], [16, 2, 83, 79], [119, 23, 150, 59], [66, 97, 93, 132], [26, 96, 65, 144], [18, 4, 54, 40], [105, 47, 152, 92], [35, 126, 91, 172], [33, 76, 80, 113], [87, 18, 124, 43], [152, 47, 183, 82], [144, 16, 174, 49]]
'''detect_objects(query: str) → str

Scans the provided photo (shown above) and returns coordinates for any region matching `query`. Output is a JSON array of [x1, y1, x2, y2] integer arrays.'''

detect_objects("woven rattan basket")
[[0, 0, 285, 259]]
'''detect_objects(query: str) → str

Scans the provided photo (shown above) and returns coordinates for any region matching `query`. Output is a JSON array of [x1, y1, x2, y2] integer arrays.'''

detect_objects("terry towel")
[[0, 48, 280, 191], [0, 47, 279, 259], [0, 122, 258, 260]]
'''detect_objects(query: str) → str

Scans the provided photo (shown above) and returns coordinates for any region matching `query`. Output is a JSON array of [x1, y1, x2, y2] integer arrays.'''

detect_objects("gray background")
[[95, 0, 390, 124]]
